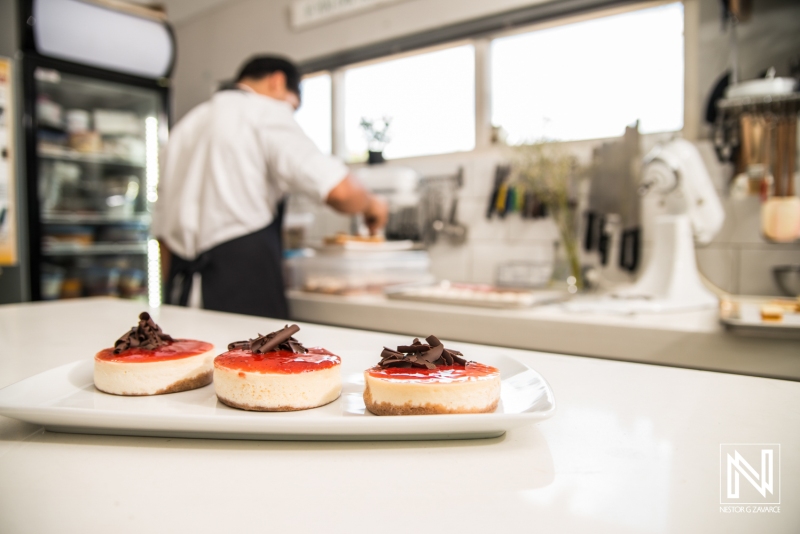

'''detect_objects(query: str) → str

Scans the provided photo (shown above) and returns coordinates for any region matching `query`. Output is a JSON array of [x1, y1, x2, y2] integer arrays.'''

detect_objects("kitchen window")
[[343, 44, 475, 161], [491, 2, 684, 143], [294, 72, 332, 154], [299, 2, 686, 159]]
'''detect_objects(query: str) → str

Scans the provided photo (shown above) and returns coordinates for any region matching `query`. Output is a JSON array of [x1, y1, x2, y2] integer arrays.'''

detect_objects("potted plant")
[[360, 116, 392, 164]]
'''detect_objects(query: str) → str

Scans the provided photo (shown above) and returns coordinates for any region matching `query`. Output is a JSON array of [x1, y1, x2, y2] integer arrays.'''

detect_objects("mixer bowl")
[[773, 265, 800, 297]]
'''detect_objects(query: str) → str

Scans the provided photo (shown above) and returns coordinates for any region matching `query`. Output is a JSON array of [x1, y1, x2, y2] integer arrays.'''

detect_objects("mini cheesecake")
[[364, 335, 500, 416], [94, 312, 214, 396], [214, 324, 341, 411]]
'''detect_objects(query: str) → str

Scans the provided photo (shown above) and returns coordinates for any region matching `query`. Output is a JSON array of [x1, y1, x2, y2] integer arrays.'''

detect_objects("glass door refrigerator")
[[18, 0, 175, 306]]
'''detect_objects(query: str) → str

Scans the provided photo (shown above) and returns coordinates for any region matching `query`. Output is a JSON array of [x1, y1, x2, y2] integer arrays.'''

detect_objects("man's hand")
[[326, 174, 389, 234], [364, 195, 388, 235]]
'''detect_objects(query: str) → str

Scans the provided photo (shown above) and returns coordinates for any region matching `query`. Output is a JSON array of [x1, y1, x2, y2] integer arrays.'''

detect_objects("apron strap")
[[165, 252, 210, 307]]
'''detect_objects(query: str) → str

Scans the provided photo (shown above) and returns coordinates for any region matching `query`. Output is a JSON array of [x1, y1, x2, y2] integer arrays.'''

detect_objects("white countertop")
[[0, 299, 798, 533], [288, 290, 800, 381]]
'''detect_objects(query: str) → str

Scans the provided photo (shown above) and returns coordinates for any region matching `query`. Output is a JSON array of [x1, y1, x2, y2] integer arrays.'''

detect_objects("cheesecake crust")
[[216, 393, 340, 412], [95, 369, 213, 396], [363, 384, 499, 415]]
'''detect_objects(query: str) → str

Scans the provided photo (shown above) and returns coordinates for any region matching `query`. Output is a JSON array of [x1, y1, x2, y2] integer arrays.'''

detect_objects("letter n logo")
[[720, 444, 780, 504]]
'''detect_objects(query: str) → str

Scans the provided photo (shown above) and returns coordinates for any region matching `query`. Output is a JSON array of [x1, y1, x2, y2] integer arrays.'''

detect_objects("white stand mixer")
[[612, 215, 718, 312], [569, 138, 725, 314]]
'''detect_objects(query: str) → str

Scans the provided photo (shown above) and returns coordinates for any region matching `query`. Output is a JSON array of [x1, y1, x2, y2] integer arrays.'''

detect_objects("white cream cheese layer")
[[364, 373, 500, 412], [214, 365, 341, 410], [94, 350, 214, 395]]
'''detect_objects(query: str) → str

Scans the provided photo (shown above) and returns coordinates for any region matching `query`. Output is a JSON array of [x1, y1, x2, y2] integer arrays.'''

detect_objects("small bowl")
[[773, 265, 800, 297]]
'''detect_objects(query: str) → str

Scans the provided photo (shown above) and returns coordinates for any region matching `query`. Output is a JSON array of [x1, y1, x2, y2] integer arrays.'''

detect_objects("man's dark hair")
[[236, 56, 301, 97]]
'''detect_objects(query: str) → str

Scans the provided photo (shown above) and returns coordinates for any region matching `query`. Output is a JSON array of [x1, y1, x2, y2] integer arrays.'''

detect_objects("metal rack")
[[714, 92, 800, 244], [716, 92, 800, 110], [713, 93, 800, 165]]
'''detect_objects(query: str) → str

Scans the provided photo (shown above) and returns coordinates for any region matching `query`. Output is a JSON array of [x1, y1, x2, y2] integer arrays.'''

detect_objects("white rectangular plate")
[[0, 353, 555, 441]]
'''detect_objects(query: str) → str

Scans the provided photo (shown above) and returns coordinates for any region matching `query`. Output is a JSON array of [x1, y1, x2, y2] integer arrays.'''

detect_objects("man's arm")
[[325, 174, 388, 235]]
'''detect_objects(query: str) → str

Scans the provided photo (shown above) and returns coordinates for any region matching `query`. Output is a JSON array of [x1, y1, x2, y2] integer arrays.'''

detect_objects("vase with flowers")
[[510, 140, 586, 292]]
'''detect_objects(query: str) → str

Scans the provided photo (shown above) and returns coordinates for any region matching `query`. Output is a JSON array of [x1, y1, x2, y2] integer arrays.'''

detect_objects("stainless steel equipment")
[[353, 166, 466, 245], [353, 165, 421, 241], [774, 265, 800, 297]]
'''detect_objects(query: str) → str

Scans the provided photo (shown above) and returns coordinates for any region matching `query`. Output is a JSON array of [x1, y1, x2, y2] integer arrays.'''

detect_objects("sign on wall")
[[0, 57, 18, 266], [290, 0, 408, 29]]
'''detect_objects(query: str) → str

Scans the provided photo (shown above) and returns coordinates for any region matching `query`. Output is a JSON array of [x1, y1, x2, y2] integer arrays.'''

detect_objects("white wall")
[[172, 0, 551, 119], [292, 133, 675, 287], [171, 0, 800, 296]]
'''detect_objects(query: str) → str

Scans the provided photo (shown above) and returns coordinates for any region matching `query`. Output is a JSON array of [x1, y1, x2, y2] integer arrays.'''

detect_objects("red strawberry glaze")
[[367, 362, 499, 383], [95, 340, 213, 363], [214, 348, 340, 375]]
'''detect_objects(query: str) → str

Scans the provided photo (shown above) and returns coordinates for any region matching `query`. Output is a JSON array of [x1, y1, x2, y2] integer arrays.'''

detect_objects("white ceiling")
[[126, 0, 235, 24]]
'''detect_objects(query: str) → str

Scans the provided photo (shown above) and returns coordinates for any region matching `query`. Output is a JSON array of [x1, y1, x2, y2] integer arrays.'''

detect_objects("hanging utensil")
[[487, 165, 510, 219], [774, 117, 784, 197], [783, 117, 800, 240], [442, 197, 468, 245], [762, 116, 800, 242], [788, 117, 797, 197], [760, 115, 773, 201], [739, 113, 752, 173]]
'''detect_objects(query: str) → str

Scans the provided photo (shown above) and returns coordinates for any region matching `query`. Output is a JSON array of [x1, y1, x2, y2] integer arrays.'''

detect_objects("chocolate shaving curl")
[[228, 324, 308, 354], [114, 312, 174, 353], [377, 335, 470, 369]]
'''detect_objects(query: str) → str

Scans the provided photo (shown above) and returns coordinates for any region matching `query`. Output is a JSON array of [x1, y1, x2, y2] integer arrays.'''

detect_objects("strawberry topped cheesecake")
[[94, 312, 215, 396], [214, 324, 341, 411], [364, 335, 500, 416]]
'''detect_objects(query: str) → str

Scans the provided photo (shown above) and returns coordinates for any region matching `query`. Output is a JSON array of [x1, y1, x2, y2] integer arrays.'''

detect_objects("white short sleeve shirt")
[[152, 89, 348, 259]]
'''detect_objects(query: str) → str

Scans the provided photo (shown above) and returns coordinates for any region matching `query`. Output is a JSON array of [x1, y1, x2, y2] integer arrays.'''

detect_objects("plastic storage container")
[[84, 267, 121, 297], [40, 265, 65, 300], [286, 249, 432, 295]]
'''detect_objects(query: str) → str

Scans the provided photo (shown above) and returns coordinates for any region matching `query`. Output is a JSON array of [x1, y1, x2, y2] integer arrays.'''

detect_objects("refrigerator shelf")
[[42, 212, 151, 225], [38, 146, 145, 168], [42, 242, 149, 256]]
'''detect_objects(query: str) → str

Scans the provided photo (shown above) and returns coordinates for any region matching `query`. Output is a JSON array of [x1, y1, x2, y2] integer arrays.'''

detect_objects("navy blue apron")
[[164, 200, 288, 319]]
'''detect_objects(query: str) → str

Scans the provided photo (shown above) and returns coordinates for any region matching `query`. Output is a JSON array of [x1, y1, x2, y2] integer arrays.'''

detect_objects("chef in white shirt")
[[153, 56, 387, 319]]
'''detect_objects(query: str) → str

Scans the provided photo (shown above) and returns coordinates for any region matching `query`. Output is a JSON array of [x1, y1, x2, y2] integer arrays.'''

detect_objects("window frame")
[[341, 40, 478, 162], [293, 70, 333, 155], [298, 0, 691, 162]]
